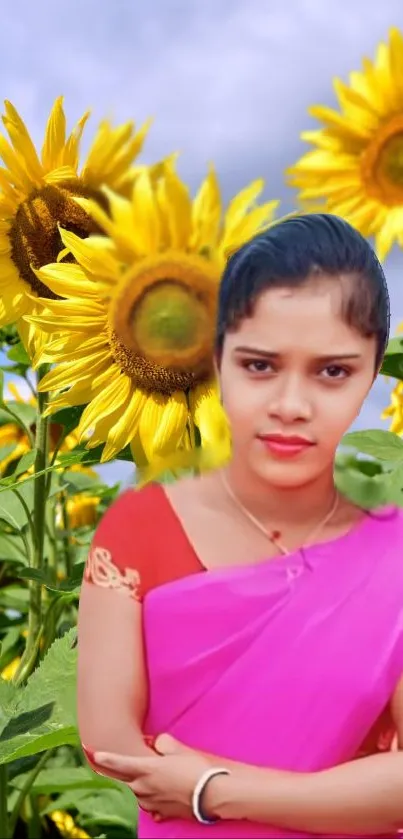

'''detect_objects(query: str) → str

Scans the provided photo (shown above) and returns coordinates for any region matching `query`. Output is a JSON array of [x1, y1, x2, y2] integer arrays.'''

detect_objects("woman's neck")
[[220, 463, 342, 531]]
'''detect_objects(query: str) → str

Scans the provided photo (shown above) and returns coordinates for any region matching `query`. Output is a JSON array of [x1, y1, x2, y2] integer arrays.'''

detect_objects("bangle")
[[192, 767, 231, 825]]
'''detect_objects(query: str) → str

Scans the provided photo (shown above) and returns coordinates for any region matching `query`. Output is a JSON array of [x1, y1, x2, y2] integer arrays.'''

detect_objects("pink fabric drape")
[[138, 506, 403, 838]]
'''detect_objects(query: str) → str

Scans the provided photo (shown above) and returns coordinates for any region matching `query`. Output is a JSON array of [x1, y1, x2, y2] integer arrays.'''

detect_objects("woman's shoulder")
[[83, 480, 203, 601]]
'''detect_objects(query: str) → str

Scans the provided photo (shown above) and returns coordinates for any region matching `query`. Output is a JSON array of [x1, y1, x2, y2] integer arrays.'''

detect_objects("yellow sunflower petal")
[[37, 350, 111, 392], [190, 165, 222, 252], [224, 179, 265, 232], [139, 391, 188, 461], [33, 262, 100, 299], [162, 168, 192, 249], [58, 227, 120, 278], [43, 368, 113, 416], [130, 170, 161, 253], [130, 433, 149, 468], [41, 96, 66, 172], [0, 287, 27, 325], [0, 135, 32, 192], [63, 111, 91, 170], [102, 119, 152, 187], [34, 334, 107, 366], [81, 121, 133, 181], [102, 388, 148, 461], [189, 381, 231, 451], [2, 100, 43, 183], [221, 200, 279, 257], [43, 165, 78, 184], [77, 371, 130, 439]]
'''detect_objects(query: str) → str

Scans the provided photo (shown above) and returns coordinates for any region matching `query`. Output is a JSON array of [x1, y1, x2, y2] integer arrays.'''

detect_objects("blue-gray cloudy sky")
[[2, 0, 403, 485]]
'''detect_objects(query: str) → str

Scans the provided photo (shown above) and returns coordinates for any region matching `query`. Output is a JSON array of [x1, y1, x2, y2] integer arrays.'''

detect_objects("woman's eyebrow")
[[233, 345, 363, 361]]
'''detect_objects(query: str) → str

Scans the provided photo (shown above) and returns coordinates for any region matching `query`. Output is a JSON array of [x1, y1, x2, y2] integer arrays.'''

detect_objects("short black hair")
[[215, 213, 390, 374]]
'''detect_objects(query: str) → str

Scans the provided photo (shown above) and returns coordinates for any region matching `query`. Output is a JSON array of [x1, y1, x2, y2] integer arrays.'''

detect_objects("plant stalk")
[[0, 765, 9, 838], [13, 367, 50, 686], [8, 749, 52, 837]]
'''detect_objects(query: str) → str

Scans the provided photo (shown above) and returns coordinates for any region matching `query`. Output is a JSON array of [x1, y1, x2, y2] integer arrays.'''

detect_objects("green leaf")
[[16, 567, 82, 594], [58, 441, 134, 467], [384, 336, 403, 355], [16, 568, 54, 585], [0, 636, 22, 674], [0, 531, 29, 564], [7, 343, 30, 366], [0, 584, 30, 613], [380, 352, 403, 380], [0, 628, 79, 764], [13, 451, 36, 477], [13, 765, 118, 794], [40, 786, 138, 832], [341, 429, 403, 462], [2, 401, 36, 429], [49, 405, 86, 436], [61, 470, 101, 493], [383, 465, 403, 507], [0, 676, 18, 733], [335, 464, 390, 508], [0, 369, 4, 405], [58, 563, 85, 592], [0, 443, 17, 462], [0, 483, 34, 531]]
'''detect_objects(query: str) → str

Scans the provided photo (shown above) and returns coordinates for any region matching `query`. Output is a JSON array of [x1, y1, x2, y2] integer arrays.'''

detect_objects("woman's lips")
[[257, 437, 315, 458]]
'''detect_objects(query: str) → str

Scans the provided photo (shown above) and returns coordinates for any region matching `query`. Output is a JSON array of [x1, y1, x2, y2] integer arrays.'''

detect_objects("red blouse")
[[82, 482, 397, 764]]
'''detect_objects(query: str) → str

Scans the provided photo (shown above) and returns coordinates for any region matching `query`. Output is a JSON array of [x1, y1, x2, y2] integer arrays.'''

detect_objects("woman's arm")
[[77, 579, 154, 779], [206, 675, 403, 836], [208, 751, 402, 836]]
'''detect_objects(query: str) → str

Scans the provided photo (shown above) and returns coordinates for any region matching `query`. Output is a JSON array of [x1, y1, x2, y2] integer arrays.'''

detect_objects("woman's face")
[[217, 276, 378, 488]]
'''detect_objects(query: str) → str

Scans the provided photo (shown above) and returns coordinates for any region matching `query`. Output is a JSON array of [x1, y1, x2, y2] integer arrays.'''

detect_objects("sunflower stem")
[[13, 365, 50, 686], [0, 765, 9, 839], [8, 749, 52, 838], [60, 488, 73, 577]]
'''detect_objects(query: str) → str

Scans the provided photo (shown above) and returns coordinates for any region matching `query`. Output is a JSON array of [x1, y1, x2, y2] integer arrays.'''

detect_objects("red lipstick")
[[257, 433, 315, 458]]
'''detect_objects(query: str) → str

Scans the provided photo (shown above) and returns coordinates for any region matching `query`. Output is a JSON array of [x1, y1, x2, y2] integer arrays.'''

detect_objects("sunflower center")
[[133, 283, 210, 356], [361, 115, 403, 204], [108, 252, 219, 395], [8, 181, 108, 299]]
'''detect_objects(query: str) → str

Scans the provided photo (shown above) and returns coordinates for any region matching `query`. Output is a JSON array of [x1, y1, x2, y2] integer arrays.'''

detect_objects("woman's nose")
[[267, 376, 313, 423]]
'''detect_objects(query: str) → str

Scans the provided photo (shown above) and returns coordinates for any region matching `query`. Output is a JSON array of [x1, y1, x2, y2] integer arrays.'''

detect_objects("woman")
[[77, 213, 403, 838]]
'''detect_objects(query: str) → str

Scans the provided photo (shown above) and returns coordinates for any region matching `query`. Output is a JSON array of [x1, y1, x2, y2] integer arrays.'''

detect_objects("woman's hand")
[[93, 734, 220, 823]]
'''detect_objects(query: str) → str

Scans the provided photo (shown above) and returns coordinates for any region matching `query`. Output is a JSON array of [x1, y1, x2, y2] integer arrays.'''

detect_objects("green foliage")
[[381, 336, 403, 380], [0, 629, 80, 764], [336, 430, 403, 508], [341, 428, 403, 461]]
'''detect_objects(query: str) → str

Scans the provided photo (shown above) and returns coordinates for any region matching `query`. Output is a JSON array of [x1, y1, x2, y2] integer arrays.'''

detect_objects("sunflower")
[[0, 96, 152, 357], [26, 165, 279, 464], [286, 27, 403, 261], [65, 495, 100, 530]]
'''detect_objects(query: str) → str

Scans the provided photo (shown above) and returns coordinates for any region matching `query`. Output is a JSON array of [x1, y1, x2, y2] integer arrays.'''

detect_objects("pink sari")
[[138, 506, 403, 838]]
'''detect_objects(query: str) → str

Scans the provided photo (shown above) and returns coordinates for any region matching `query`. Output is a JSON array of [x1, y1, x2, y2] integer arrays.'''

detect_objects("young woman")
[[77, 214, 403, 838]]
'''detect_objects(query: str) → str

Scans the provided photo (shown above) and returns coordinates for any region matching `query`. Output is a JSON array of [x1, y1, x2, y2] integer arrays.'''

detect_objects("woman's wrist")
[[201, 770, 245, 821]]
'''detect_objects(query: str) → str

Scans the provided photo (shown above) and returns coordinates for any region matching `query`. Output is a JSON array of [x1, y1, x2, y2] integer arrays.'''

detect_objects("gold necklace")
[[220, 471, 340, 556]]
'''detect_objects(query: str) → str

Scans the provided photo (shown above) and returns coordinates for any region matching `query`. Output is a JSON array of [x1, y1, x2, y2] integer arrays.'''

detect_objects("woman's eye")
[[321, 365, 350, 379], [244, 360, 273, 373]]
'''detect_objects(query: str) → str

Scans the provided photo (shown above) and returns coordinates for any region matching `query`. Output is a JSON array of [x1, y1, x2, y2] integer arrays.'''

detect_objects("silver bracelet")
[[192, 766, 231, 825]]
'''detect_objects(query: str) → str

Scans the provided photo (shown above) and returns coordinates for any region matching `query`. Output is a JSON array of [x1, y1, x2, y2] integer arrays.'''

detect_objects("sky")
[[1, 0, 403, 486]]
